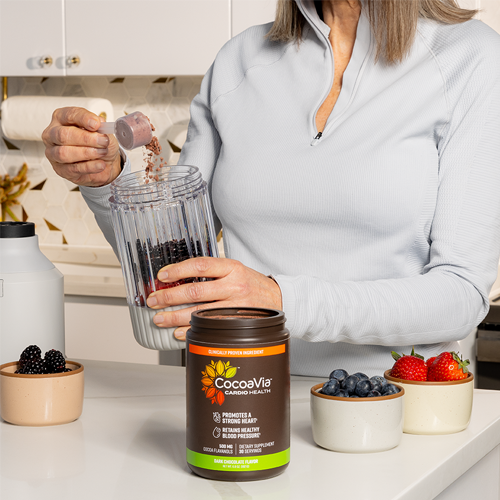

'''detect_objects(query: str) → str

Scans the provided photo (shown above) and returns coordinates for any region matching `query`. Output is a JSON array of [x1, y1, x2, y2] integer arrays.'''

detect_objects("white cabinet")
[[231, 0, 276, 37], [65, 0, 230, 76], [0, 0, 230, 76], [0, 0, 65, 76], [1, 0, 498, 77]]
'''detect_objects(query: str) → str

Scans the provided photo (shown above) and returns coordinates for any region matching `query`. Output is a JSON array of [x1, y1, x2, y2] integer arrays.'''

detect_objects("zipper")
[[296, 6, 335, 147], [307, 25, 335, 147], [310, 132, 323, 146]]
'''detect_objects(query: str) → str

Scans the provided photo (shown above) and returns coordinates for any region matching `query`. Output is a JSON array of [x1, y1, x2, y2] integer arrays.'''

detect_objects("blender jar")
[[109, 165, 219, 350]]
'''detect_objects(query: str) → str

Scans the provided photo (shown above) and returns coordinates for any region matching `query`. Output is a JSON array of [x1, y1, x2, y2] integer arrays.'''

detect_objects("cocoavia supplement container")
[[109, 165, 219, 351], [186, 308, 290, 481]]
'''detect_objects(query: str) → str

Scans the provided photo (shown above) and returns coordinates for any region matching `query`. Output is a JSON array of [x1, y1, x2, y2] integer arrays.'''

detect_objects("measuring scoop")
[[98, 111, 153, 150]]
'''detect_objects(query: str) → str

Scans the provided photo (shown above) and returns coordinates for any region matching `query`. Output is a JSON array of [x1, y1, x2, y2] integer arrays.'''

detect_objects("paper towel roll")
[[1, 96, 114, 141]]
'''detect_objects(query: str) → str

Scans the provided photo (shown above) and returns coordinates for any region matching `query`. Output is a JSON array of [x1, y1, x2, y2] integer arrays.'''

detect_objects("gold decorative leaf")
[[215, 360, 225, 377], [205, 365, 216, 378]]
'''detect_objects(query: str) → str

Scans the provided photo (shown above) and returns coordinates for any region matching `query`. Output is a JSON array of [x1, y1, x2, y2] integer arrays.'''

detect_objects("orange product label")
[[189, 344, 286, 358]]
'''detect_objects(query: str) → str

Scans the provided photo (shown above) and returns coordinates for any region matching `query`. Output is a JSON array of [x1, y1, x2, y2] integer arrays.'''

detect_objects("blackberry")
[[44, 349, 66, 373], [133, 235, 209, 301], [16, 358, 46, 374], [19, 345, 42, 368]]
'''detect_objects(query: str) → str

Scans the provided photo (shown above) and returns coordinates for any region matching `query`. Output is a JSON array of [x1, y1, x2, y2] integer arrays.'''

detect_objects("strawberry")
[[426, 356, 437, 368], [390, 348, 427, 381], [427, 351, 470, 381]]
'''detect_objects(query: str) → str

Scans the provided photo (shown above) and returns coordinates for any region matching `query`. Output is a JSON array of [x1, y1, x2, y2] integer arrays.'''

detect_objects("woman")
[[42, 0, 500, 377]]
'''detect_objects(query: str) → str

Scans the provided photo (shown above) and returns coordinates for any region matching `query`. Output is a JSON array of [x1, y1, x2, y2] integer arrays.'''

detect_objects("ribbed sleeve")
[[80, 154, 132, 255]]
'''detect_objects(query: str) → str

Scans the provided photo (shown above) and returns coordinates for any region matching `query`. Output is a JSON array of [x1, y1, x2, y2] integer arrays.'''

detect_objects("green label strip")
[[187, 448, 290, 472]]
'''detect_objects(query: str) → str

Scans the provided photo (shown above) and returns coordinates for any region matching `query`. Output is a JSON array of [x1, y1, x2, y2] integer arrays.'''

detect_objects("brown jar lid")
[[188, 308, 288, 343], [190, 307, 285, 330]]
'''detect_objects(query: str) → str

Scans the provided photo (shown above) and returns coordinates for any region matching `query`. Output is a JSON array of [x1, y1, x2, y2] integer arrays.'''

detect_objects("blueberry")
[[370, 376, 388, 393], [352, 372, 369, 380], [350, 394, 360, 398], [383, 384, 400, 395], [321, 378, 340, 396], [355, 379, 373, 397], [337, 390, 350, 398], [367, 390, 382, 397], [329, 369, 349, 383], [341, 375, 360, 394]]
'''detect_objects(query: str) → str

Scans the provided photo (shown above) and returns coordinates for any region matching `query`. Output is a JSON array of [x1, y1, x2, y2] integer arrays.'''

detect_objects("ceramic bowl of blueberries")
[[0, 346, 84, 426], [310, 370, 404, 453], [384, 370, 474, 435]]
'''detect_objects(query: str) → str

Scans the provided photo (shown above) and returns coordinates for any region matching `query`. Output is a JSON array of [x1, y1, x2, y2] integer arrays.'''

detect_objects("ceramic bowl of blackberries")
[[310, 369, 404, 453], [0, 345, 84, 426]]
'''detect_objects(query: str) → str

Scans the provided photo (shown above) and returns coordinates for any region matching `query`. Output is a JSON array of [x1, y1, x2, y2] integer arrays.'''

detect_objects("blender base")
[[128, 304, 191, 351]]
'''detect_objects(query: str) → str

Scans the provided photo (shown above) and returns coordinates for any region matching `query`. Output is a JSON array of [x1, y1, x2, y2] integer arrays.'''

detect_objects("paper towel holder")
[[0, 77, 7, 119]]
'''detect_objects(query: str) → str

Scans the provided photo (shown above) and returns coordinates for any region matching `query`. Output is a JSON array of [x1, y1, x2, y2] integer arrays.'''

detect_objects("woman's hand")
[[146, 258, 283, 340], [42, 107, 121, 187]]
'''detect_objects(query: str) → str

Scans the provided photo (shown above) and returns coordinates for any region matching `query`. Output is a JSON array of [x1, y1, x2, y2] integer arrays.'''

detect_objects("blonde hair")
[[267, 0, 478, 64]]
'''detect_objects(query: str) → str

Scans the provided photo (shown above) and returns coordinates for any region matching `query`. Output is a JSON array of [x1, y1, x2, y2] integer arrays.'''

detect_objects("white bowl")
[[384, 370, 474, 435], [310, 382, 404, 453]]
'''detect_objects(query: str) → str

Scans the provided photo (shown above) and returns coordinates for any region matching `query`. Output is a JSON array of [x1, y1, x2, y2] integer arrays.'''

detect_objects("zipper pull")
[[310, 132, 322, 146]]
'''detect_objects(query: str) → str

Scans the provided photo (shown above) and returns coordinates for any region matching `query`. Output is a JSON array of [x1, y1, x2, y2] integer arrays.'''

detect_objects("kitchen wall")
[[462, 0, 500, 32], [0, 75, 202, 250]]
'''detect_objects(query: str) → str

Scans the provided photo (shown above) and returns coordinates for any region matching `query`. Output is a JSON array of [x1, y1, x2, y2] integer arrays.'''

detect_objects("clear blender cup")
[[109, 165, 219, 350]]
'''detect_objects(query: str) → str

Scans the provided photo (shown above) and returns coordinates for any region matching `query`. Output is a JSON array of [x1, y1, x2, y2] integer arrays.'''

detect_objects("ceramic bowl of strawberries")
[[384, 348, 473, 435]]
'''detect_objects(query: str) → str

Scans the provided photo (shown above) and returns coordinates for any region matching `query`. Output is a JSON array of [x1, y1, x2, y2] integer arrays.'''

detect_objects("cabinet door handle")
[[67, 55, 81, 67], [39, 56, 53, 68]]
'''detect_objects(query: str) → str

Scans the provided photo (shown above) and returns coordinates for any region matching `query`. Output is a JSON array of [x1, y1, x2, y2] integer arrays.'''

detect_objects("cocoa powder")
[[143, 117, 168, 183]]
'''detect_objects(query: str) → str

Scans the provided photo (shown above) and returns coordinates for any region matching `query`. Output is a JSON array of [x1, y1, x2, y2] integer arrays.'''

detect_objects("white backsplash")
[[0, 76, 202, 251]]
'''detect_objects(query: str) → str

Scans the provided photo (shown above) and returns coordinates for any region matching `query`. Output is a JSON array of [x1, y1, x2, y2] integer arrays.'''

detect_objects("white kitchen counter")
[[2, 360, 500, 500]]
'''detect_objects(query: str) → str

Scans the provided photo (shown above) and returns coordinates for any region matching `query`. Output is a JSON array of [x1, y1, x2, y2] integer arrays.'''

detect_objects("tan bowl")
[[310, 382, 405, 453], [0, 361, 84, 426], [384, 370, 473, 435]]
